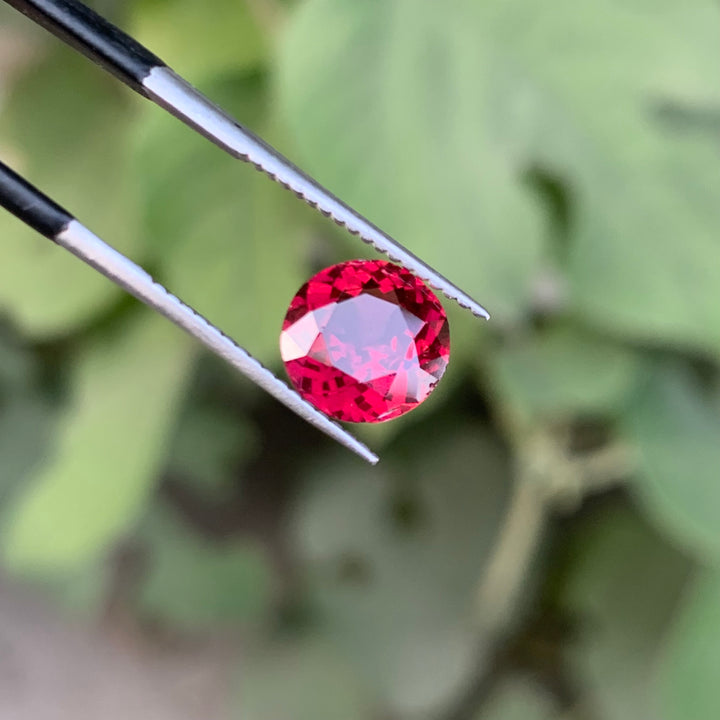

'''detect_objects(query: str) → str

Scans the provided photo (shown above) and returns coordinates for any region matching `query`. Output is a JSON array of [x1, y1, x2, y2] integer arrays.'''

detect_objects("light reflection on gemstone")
[[280, 260, 450, 423]]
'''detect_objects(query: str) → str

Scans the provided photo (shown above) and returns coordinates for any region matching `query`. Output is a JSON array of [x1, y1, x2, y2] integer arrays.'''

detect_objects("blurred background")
[[0, 0, 719, 718]]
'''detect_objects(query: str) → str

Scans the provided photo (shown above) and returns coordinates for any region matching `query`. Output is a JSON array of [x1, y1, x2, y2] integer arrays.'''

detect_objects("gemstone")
[[280, 259, 450, 423]]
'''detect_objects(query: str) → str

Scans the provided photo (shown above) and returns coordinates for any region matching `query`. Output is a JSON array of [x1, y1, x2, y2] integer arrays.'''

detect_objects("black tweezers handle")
[[4, 0, 165, 93], [0, 160, 73, 239]]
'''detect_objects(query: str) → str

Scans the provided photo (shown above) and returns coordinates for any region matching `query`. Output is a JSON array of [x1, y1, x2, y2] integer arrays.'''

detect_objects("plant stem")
[[476, 475, 548, 635], [441, 429, 637, 720]]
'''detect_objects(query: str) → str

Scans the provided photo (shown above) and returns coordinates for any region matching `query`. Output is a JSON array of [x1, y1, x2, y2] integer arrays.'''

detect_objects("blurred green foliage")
[[0, 0, 719, 718]]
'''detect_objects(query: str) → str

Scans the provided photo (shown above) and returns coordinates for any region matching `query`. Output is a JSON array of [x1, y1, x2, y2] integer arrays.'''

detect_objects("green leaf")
[[133, 72, 310, 357], [660, 570, 720, 720], [491, 326, 638, 423], [131, 0, 266, 79], [293, 428, 511, 715], [137, 506, 274, 629], [623, 363, 720, 560], [3, 314, 192, 571], [234, 637, 375, 720], [561, 501, 690, 720], [277, 0, 720, 348], [0, 49, 140, 337], [569, 129, 720, 352]]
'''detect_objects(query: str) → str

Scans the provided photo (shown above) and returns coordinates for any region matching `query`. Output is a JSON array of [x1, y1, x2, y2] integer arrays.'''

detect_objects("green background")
[[1, 0, 719, 717]]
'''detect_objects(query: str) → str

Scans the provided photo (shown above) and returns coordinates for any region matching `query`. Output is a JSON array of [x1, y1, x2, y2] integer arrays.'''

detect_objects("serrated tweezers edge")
[[143, 67, 491, 321]]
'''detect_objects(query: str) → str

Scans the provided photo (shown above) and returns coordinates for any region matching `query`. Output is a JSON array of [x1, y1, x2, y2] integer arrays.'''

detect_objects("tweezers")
[[0, 0, 490, 464]]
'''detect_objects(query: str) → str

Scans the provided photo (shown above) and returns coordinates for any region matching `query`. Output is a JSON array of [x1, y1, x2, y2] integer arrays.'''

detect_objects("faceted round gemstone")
[[280, 259, 450, 423]]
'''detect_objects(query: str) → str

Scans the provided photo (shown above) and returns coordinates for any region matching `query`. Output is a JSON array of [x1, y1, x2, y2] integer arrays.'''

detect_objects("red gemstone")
[[280, 259, 450, 423]]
